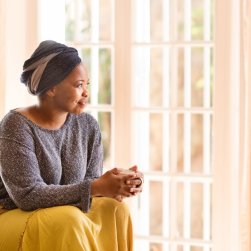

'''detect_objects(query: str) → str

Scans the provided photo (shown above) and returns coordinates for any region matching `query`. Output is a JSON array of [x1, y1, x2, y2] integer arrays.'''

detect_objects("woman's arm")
[[0, 139, 92, 211]]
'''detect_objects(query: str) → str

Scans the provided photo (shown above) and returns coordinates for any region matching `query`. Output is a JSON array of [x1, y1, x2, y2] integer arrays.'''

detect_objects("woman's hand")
[[91, 168, 138, 201], [127, 165, 144, 196], [116, 165, 144, 198]]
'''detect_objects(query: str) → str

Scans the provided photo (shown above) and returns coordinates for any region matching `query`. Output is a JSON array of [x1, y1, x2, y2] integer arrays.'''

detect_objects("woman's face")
[[52, 63, 89, 115]]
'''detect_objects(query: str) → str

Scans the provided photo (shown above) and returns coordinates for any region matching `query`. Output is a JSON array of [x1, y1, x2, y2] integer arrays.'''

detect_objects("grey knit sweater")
[[0, 110, 103, 212]]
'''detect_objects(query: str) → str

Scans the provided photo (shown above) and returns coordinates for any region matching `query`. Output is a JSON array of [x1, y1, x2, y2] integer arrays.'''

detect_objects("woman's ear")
[[46, 86, 57, 98]]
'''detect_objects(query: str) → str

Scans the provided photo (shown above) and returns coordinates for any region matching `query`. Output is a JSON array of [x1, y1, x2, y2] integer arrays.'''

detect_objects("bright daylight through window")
[[64, 0, 214, 250]]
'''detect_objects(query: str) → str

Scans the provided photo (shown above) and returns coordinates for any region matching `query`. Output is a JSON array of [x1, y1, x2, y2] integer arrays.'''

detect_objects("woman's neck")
[[33, 104, 68, 129], [16, 104, 68, 130]]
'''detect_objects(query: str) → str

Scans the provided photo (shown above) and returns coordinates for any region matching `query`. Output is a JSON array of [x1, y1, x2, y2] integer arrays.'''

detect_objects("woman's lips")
[[77, 99, 87, 106]]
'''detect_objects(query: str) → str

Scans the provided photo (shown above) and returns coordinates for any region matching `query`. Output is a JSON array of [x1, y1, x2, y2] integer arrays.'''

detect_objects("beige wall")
[[0, 0, 6, 116], [0, 0, 38, 118]]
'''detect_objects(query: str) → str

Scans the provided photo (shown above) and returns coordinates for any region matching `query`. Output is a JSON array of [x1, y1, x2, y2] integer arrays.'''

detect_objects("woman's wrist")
[[91, 178, 101, 197]]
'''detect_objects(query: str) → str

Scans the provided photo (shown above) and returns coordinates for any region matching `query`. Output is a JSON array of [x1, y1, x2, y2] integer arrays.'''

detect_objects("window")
[[63, 0, 214, 250]]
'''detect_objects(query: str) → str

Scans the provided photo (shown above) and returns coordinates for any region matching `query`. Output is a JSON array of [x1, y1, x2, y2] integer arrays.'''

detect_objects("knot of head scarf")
[[20, 40, 81, 95]]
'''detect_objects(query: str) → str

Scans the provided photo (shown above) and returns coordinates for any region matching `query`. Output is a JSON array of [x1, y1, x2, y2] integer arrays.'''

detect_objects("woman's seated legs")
[[0, 197, 133, 251]]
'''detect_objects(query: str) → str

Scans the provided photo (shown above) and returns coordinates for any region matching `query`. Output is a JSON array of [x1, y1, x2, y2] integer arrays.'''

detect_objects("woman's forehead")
[[68, 64, 89, 80]]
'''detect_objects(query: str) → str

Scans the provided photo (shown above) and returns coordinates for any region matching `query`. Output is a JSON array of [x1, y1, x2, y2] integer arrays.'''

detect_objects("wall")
[[0, 0, 38, 118]]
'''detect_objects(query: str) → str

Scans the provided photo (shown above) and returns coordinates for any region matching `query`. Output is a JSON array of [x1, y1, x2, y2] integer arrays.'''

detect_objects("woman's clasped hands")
[[91, 165, 144, 201]]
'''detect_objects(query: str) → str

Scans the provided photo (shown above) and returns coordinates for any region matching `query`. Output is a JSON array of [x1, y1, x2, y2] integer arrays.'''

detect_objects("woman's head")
[[46, 63, 89, 115], [20, 40, 82, 96]]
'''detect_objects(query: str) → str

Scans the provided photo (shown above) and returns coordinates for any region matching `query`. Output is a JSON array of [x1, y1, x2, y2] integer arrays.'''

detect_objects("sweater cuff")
[[79, 179, 92, 212]]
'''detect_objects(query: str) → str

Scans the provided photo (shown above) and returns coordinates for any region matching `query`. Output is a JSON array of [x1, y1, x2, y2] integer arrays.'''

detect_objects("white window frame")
[[213, 0, 242, 250]]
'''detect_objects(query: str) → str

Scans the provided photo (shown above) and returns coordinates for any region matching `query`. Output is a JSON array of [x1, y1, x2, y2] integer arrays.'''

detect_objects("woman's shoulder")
[[0, 109, 33, 140], [72, 112, 99, 126], [70, 112, 100, 134], [0, 110, 27, 128]]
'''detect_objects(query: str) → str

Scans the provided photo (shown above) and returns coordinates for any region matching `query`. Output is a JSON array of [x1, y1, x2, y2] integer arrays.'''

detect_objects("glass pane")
[[133, 111, 150, 170], [150, 181, 163, 235], [191, 183, 203, 238], [176, 182, 184, 237], [133, 48, 150, 107], [150, 48, 163, 106], [191, 114, 203, 173], [98, 112, 111, 169], [191, 48, 203, 107], [170, 114, 184, 172], [191, 247, 203, 251], [80, 48, 92, 70], [79, 48, 92, 102], [99, 0, 113, 41], [150, 0, 163, 41], [65, 0, 91, 42], [133, 0, 214, 42], [191, 0, 204, 40], [169, 0, 184, 41], [169, 48, 184, 107], [177, 245, 184, 251], [150, 242, 163, 251], [150, 113, 163, 171], [98, 48, 112, 104], [133, 0, 150, 42], [134, 240, 149, 251]]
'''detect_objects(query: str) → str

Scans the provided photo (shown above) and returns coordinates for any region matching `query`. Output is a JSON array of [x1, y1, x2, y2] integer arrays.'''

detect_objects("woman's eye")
[[77, 83, 83, 88]]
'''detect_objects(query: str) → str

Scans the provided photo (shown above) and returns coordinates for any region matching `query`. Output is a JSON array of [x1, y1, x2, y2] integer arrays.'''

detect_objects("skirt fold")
[[0, 197, 133, 251]]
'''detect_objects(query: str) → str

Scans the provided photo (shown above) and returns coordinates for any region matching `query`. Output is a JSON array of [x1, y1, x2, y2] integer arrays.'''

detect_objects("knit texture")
[[0, 110, 103, 212]]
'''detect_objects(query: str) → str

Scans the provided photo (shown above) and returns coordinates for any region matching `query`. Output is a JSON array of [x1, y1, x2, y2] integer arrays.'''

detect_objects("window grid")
[[131, 0, 214, 250], [66, 0, 116, 170], [65, 0, 214, 250]]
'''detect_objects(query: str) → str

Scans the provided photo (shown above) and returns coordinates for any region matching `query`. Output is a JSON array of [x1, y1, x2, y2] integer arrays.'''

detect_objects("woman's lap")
[[0, 197, 133, 251]]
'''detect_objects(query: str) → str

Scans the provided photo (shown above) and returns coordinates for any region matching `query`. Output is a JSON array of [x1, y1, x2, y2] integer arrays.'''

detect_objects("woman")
[[0, 40, 143, 251]]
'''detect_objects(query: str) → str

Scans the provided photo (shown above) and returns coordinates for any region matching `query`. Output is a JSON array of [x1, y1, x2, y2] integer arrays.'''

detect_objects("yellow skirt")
[[0, 197, 133, 251]]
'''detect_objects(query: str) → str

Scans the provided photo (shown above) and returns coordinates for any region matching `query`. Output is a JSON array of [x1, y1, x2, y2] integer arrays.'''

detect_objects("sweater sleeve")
[[0, 138, 91, 211], [85, 114, 104, 180]]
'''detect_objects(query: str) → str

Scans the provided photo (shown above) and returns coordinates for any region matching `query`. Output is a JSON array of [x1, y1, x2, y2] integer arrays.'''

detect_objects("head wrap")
[[20, 40, 81, 95]]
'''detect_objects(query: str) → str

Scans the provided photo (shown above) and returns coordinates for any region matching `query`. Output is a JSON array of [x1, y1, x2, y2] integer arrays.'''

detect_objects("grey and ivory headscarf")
[[20, 40, 81, 95]]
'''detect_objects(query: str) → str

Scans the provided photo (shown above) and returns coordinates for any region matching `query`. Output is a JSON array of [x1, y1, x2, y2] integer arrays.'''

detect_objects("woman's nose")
[[82, 89, 88, 98]]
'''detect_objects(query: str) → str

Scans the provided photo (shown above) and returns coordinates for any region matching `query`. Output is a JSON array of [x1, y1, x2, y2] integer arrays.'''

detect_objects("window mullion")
[[113, 0, 132, 169]]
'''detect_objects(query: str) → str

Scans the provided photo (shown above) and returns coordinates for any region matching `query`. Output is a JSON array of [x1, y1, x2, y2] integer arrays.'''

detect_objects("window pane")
[[65, 0, 91, 42], [150, 113, 163, 171], [169, 48, 184, 107], [79, 48, 112, 105], [176, 182, 184, 237], [177, 245, 184, 251], [98, 112, 111, 169], [150, 0, 163, 41], [191, 114, 203, 173], [150, 181, 163, 235], [79, 48, 92, 101], [191, 0, 204, 40], [150, 243, 163, 251], [191, 183, 203, 238], [191, 48, 203, 106], [191, 247, 203, 251], [150, 48, 163, 106], [98, 48, 112, 104], [133, 48, 150, 107], [171, 114, 184, 173], [169, 0, 185, 41], [99, 0, 113, 41]]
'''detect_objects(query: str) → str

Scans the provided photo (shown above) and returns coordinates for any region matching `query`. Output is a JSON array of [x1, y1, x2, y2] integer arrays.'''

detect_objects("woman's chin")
[[72, 106, 86, 115]]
